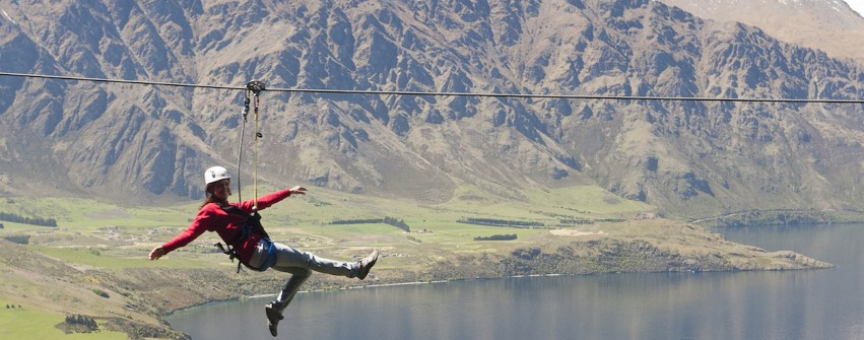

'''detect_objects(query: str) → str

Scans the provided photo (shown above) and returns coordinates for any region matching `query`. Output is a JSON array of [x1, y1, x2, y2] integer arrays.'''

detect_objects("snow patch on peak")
[[844, 0, 864, 17]]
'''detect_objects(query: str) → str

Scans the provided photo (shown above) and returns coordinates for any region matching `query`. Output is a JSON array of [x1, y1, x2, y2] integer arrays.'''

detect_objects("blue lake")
[[167, 224, 864, 340]]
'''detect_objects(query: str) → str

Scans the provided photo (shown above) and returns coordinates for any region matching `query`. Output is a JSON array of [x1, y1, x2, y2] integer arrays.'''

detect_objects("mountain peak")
[[658, 0, 864, 62]]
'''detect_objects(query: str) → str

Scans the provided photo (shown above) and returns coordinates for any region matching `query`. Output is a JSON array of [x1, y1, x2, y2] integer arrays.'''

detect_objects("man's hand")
[[290, 186, 307, 195], [149, 246, 166, 261]]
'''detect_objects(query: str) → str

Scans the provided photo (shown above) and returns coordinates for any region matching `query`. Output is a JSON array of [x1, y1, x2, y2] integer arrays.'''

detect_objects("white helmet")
[[204, 166, 231, 185]]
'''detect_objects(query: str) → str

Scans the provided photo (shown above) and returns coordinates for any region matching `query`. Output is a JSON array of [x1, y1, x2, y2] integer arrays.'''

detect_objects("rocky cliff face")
[[0, 0, 862, 217]]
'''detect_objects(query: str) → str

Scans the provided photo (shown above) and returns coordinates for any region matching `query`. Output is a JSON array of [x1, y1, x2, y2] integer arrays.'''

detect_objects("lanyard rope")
[[253, 88, 262, 210], [237, 89, 250, 203], [237, 81, 266, 209]]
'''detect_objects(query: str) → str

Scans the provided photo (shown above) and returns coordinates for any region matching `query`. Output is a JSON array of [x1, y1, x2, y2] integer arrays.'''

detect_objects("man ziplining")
[[149, 165, 380, 337], [148, 81, 378, 337]]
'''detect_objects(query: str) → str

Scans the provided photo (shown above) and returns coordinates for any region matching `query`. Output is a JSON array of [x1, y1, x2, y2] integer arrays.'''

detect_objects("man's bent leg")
[[270, 266, 311, 313], [271, 242, 359, 277]]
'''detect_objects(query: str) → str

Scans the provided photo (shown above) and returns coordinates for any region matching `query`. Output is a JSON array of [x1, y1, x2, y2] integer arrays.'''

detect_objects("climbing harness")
[[215, 80, 275, 273], [214, 202, 278, 273]]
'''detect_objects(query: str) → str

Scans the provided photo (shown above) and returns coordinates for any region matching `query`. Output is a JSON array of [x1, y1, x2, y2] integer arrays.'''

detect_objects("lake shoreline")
[[157, 243, 832, 321], [167, 223, 864, 340], [0, 219, 836, 340], [165, 273, 575, 318]]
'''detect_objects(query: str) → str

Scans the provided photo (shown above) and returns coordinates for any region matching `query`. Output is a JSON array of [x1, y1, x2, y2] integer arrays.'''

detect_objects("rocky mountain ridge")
[[0, 0, 863, 218], [659, 0, 864, 63]]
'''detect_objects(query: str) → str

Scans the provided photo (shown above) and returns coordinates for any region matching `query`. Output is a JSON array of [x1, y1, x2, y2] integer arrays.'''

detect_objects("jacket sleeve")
[[238, 189, 292, 212], [161, 208, 214, 253]]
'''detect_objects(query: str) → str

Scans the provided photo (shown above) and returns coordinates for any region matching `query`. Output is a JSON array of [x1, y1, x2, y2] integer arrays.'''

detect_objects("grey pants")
[[249, 240, 360, 314]]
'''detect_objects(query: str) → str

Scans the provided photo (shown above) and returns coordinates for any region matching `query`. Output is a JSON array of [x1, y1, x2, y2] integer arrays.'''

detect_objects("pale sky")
[[846, 0, 864, 16]]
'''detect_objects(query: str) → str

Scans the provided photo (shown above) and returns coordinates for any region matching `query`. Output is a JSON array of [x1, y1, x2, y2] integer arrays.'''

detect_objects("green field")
[[0, 303, 127, 340], [0, 184, 654, 258], [0, 184, 655, 289]]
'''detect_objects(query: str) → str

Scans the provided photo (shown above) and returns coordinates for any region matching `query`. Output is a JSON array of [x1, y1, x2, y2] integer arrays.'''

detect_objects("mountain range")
[[0, 0, 863, 219]]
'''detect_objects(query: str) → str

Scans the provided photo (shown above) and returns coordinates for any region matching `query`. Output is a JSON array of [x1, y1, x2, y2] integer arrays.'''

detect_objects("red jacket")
[[161, 189, 293, 262]]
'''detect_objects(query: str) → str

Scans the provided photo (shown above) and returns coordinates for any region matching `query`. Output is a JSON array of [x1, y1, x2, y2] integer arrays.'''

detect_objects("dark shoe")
[[265, 302, 284, 337], [357, 249, 379, 280]]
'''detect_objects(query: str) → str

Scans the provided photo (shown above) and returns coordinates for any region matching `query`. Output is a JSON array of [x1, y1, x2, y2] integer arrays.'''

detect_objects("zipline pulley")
[[246, 80, 266, 94]]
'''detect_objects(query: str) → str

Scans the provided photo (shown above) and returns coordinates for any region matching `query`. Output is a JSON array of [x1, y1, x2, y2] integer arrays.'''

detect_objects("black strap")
[[213, 202, 271, 273], [214, 241, 249, 273], [217, 203, 270, 241]]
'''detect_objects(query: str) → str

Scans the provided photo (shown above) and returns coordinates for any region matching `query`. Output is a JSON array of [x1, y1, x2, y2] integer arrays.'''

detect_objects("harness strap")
[[259, 239, 278, 270], [215, 240, 275, 273], [214, 202, 275, 273], [214, 242, 244, 274]]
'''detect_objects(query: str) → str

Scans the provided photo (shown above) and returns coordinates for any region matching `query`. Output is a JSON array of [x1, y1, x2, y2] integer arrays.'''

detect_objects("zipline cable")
[[1, 71, 863, 104], [0, 71, 243, 91]]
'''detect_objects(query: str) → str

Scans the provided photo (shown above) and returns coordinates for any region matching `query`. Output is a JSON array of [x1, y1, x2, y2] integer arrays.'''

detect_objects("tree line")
[[329, 216, 411, 232], [383, 216, 410, 232], [457, 218, 545, 228], [0, 212, 57, 227], [559, 219, 594, 225], [64, 314, 98, 331], [474, 234, 517, 241], [559, 218, 625, 225], [3, 235, 30, 244], [330, 218, 382, 225]]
